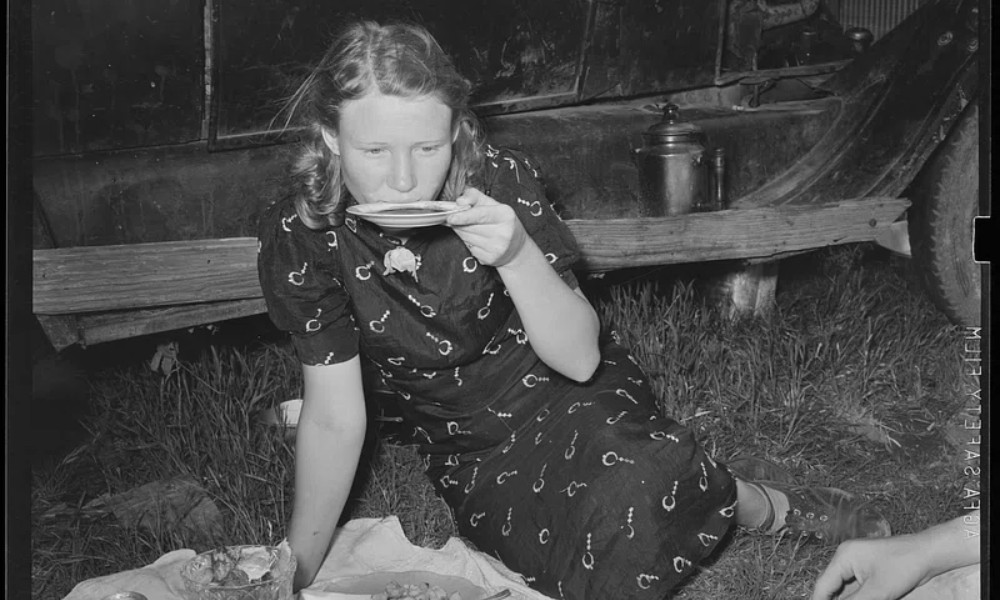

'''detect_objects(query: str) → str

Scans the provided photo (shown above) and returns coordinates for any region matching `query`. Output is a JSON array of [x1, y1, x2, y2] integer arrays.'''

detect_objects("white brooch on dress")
[[383, 247, 421, 281]]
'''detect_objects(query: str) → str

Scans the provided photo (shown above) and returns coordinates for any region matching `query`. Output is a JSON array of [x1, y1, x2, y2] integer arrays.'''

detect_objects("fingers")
[[446, 186, 528, 266], [454, 186, 491, 207], [846, 575, 920, 600], [812, 573, 844, 600], [812, 549, 858, 600], [447, 188, 506, 227], [447, 206, 499, 227]]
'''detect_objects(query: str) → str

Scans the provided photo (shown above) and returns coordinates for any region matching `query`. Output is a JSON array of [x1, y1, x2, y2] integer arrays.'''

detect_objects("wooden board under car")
[[32, 197, 909, 347]]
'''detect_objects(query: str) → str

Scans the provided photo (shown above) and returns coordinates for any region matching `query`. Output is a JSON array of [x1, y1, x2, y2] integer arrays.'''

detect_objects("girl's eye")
[[418, 145, 442, 155], [364, 148, 386, 157]]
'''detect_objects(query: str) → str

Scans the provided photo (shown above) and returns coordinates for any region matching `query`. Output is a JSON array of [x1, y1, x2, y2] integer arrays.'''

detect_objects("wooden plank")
[[565, 198, 909, 271], [76, 298, 268, 346], [34, 238, 261, 315], [33, 198, 909, 315], [35, 314, 82, 351]]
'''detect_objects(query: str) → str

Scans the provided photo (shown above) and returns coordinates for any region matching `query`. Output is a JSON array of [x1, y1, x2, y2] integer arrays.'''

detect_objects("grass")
[[29, 245, 977, 600]]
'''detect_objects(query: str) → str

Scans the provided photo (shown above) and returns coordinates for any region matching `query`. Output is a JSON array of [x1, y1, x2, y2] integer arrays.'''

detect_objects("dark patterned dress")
[[258, 146, 737, 600]]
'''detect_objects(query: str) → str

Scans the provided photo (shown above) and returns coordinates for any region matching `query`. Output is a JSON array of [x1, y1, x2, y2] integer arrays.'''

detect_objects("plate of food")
[[304, 570, 495, 600], [346, 201, 468, 230]]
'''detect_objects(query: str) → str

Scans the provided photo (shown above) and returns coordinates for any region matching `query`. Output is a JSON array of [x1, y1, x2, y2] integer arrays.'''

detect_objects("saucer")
[[347, 201, 468, 230]]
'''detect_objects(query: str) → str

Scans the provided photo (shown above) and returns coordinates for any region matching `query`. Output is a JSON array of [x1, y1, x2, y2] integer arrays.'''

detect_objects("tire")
[[907, 103, 981, 327]]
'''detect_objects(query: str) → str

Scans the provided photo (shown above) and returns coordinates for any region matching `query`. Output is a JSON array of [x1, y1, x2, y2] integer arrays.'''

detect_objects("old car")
[[30, 0, 983, 352]]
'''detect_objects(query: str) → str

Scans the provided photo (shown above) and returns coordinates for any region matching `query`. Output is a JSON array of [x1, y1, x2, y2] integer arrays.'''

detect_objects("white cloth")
[[301, 517, 550, 600], [60, 518, 983, 600], [63, 549, 196, 600], [63, 517, 553, 600], [904, 564, 981, 600]]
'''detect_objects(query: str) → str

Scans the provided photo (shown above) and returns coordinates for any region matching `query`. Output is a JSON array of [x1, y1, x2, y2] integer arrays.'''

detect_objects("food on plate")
[[371, 580, 463, 600], [180, 542, 295, 600], [185, 545, 278, 586]]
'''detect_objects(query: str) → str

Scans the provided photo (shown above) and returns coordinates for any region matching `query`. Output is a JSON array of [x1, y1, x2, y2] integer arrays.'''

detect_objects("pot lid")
[[643, 103, 704, 143]]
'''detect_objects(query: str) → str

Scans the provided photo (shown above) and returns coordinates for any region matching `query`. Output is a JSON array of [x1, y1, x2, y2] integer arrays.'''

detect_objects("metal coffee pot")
[[632, 103, 725, 216]]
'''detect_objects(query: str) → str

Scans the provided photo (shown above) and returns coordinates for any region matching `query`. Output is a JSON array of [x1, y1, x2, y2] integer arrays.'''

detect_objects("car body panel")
[[30, 0, 978, 255]]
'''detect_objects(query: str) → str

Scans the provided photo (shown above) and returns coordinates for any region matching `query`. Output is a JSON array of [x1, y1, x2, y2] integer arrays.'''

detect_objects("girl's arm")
[[448, 188, 600, 382], [497, 236, 600, 381], [287, 355, 367, 591]]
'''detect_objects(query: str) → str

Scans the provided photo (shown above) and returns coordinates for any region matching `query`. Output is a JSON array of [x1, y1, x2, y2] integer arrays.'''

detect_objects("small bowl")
[[180, 544, 296, 600]]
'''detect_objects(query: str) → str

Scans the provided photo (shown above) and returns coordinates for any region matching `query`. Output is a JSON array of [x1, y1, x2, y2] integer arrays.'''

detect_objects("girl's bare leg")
[[735, 479, 790, 531]]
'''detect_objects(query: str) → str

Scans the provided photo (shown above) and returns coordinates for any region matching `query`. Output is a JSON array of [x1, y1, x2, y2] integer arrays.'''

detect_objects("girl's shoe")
[[750, 480, 892, 544]]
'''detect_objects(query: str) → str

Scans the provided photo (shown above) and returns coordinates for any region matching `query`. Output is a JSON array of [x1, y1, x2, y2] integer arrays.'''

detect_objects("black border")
[[8, 0, 36, 598], [975, 0, 991, 594]]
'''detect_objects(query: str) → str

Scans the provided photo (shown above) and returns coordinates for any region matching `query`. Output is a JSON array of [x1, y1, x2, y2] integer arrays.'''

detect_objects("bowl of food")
[[180, 543, 296, 600]]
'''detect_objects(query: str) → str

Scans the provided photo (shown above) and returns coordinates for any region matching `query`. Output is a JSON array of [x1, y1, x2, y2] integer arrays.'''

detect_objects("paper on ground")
[[62, 517, 553, 600], [300, 517, 552, 600]]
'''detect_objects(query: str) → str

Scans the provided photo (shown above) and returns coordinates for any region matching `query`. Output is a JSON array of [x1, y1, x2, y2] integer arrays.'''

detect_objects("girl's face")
[[324, 91, 454, 206]]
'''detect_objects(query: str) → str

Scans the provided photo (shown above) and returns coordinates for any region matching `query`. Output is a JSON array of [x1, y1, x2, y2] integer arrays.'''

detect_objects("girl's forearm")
[[288, 418, 366, 588], [497, 237, 600, 381], [287, 356, 368, 590]]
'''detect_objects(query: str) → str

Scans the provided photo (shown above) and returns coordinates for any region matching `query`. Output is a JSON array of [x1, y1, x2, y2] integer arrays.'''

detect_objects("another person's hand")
[[447, 187, 528, 267], [811, 535, 932, 600], [812, 512, 980, 600]]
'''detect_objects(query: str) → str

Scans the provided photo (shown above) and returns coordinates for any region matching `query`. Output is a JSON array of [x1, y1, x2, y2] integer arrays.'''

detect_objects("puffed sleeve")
[[483, 146, 581, 288], [257, 197, 360, 366]]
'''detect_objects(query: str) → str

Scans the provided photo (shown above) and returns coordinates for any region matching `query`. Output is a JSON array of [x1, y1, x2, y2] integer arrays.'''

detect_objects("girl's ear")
[[320, 127, 341, 156]]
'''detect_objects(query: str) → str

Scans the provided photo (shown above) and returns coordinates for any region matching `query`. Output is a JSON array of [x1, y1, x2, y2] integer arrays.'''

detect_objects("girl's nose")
[[389, 153, 416, 193]]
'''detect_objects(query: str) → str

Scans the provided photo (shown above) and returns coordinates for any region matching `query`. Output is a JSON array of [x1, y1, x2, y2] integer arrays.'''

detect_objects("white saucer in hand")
[[347, 201, 468, 230]]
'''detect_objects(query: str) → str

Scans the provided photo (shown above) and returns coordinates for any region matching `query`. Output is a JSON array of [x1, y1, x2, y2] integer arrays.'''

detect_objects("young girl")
[[258, 20, 890, 599]]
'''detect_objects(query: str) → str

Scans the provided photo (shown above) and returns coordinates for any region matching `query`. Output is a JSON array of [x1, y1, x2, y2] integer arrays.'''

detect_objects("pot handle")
[[663, 103, 680, 122], [710, 148, 726, 210]]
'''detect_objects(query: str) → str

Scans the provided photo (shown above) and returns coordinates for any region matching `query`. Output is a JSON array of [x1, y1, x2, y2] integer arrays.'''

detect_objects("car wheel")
[[907, 103, 981, 327]]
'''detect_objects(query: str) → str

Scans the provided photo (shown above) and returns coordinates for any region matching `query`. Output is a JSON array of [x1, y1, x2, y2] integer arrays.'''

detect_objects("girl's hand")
[[446, 187, 528, 267]]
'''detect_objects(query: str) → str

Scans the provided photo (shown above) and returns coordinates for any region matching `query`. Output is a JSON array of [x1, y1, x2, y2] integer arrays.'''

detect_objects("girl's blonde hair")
[[280, 20, 484, 229]]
